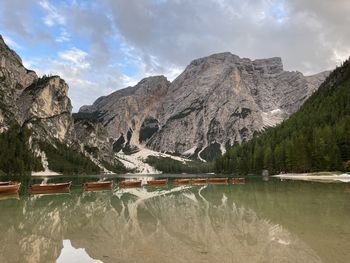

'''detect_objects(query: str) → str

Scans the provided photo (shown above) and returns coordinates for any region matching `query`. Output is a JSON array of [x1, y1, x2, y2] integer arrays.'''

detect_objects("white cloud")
[[104, 0, 349, 74], [2, 0, 350, 110], [2, 35, 22, 50], [39, 0, 65, 27], [56, 28, 70, 42], [58, 47, 90, 69]]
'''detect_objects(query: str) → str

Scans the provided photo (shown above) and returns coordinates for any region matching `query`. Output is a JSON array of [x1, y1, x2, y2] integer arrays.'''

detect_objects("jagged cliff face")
[[80, 76, 170, 151], [17, 76, 74, 142], [0, 33, 330, 164], [148, 53, 329, 159], [0, 35, 74, 142], [0, 36, 37, 132], [81, 53, 328, 160], [73, 119, 114, 163]]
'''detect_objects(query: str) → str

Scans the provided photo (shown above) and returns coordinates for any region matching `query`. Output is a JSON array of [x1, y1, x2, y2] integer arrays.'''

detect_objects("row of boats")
[[0, 177, 245, 195]]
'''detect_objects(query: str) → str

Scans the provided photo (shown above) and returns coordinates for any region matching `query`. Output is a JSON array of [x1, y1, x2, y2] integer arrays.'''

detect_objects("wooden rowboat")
[[0, 182, 21, 194], [119, 180, 141, 188], [0, 181, 12, 186], [147, 179, 168, 186], [191, 178, 208, 184], [30, 182, 71, 192], [174, 178, 191, 185], [207, 177, 228, 184], [232, 177, 245, 184], [83, 181, 113, 190]]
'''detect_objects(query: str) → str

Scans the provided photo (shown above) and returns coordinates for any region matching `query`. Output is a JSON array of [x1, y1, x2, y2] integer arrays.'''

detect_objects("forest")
[[38, 141, 101, 175], [0, 125, 43, 175], [215, 58, 350, 175], [146, 156, 214, 174]]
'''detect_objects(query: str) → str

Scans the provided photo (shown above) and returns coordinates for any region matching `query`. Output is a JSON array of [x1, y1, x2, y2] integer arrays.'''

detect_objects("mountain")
[[215, 57, 350, 174], [0, 34, 334, 175], [80, 52, 329, 161], [0, 35, 110, 175], [0, 36, 74, 142], [79, 76, 170, 153]]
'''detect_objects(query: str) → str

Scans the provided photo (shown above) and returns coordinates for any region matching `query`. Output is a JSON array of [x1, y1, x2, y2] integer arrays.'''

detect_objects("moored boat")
[[207, 177, 228, 184], [83, 181, 113, 190], [0, 182, 12, 186], [191, 178, 208, 184], [232, 177, 245, 184], [0, 182, 21, 194], [174, 178, 191, 185], [30, 182, 71, 192], [119, 180, 142, 188], [147, 179, 168, 186]]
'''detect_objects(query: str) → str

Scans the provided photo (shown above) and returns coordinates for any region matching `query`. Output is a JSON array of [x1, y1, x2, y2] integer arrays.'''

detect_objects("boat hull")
[[0, 182, 12, 186], [30, 182, 71, 192], [83, 181, 113, 190], [119, 180, 142, 188], [147, 179, 168, 186], [174, 179, 191, 185], [207, 178, 228, 184], [0, 182, 21, 194], [191, 178, 208, 184]]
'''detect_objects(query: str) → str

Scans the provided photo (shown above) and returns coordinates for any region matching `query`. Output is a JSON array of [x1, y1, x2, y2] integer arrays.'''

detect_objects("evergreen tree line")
[[0, 125, 43, 175], [146, 156, 214, 174], [215, 58, 350, 175], [27, 74, 52, 91], [39, 141, 101, 174], [101, 160, 130, 174]]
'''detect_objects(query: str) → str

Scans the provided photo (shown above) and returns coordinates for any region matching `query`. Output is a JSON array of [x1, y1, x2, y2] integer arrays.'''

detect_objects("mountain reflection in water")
[[0, 177, 349, 263]]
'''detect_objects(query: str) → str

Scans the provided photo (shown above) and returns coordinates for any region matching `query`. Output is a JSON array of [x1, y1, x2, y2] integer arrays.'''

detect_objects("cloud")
[[2, 35, 22, 50], [61, 1, 115, 68], [103, 0, 350, 74], [1, 0, 350, 110], [58, 47, 90, 69], [39, 0, 65, 27], [56, 28, 70, 43]]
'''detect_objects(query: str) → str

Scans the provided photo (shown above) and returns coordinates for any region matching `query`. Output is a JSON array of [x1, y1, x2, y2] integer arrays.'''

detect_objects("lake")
[[0, 175, 349, 263]]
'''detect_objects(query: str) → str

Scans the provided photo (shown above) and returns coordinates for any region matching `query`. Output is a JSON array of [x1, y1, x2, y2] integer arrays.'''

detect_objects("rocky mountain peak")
[[0, 35, 26, 71], [81, 52, 329, 161], [79, 75, 170, 151], [252, 56, 283, 74], [186, 52, 283, 75], [0, 35, 74, 142]]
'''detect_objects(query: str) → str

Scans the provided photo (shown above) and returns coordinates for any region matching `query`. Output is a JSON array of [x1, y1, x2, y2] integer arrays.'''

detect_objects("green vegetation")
[[26, 74, 52, 93], [38, 141, 101, 174], [146, 156, 214, 174], [0, 125, 43, 175], [72, 112, 99, 122], [101, 160, 130, 174], [216, 58, 350, 175]]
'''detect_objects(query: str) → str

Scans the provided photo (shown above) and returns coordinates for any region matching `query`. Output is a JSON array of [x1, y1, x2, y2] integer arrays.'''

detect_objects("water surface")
[[0, 175, 349, 263]]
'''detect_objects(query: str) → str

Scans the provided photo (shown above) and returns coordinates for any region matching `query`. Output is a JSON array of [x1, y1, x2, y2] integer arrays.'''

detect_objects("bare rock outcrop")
[[81, 52, 329, 160], [80, 76, 170, 152]]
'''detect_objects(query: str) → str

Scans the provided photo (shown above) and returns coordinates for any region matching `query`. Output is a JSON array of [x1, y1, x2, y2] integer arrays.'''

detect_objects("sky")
[[0, 0, 349, 111]]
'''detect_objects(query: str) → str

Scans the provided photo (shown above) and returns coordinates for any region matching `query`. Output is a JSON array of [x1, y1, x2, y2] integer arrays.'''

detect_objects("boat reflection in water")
[[1, 178, 345, 263]]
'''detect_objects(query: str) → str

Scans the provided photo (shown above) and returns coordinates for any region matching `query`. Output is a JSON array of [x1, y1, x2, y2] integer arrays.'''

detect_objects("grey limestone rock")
[[81, 52, 329, 160]]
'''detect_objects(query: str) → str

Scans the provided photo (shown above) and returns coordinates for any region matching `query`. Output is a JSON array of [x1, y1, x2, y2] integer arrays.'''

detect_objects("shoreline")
[[272, 172, 350, 182], [31, 171, 62, 177]]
